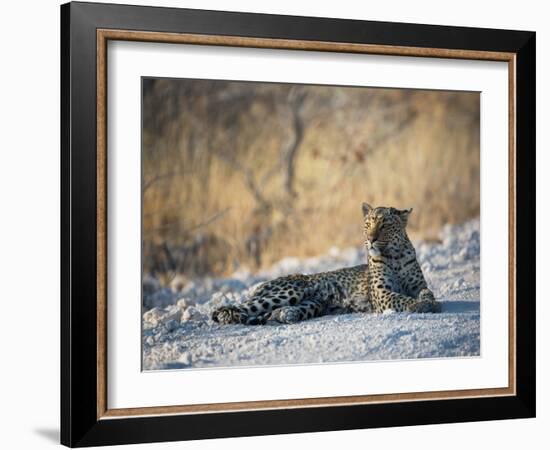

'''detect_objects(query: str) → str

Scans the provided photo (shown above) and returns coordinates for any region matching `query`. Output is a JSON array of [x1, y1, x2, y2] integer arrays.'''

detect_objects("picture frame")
[[60, 1, 535, 447]]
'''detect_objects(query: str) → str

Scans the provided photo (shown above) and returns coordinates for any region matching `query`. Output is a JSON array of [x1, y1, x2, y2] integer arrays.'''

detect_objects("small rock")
[[452, 277, 465, 289], [143, 307, 162, 326], [182, 306, 203, 322], [170, 274, 188, 293], [177, 298, 193, 309], [165, 319, 179, 332], [177, 352, 192, 366], [165, 305, 183, 321], [210, 292, 236, 307]]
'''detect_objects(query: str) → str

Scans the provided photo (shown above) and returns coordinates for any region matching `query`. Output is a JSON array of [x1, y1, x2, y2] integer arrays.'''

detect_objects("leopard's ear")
[[398, 208, 413, 225], [362, 202, 372, 217]]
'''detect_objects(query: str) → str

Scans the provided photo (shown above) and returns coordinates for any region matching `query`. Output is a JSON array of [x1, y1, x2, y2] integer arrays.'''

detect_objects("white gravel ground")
[[142, 219, 480, 370]]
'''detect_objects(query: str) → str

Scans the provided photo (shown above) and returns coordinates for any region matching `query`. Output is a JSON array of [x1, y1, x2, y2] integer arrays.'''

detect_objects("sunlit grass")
[[143, 80, 479, 279]]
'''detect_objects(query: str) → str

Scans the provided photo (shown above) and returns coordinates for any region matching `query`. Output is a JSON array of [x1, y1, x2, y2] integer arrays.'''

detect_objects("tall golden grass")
[[142, 79, 479, 279]]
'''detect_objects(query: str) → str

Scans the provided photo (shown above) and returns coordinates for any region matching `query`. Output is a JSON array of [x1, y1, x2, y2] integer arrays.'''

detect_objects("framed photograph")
[[61, 1, 535, 447]]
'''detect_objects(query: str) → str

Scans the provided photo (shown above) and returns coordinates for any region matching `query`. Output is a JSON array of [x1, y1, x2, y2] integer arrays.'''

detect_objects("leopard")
[[212, 203, 441, 325]]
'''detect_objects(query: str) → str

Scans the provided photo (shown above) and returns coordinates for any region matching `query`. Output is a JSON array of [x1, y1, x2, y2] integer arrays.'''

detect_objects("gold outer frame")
[[96, 29, 516, 420]]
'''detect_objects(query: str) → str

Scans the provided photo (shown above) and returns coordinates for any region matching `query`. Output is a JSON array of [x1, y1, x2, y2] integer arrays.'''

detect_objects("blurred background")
[[142, 78, 479, 283]]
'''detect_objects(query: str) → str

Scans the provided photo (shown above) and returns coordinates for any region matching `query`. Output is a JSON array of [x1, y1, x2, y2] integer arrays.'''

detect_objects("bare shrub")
[[142, 79, 479, 279]]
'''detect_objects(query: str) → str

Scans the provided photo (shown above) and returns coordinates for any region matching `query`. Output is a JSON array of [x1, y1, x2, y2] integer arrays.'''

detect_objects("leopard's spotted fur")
[[212, 203, 441, 325]]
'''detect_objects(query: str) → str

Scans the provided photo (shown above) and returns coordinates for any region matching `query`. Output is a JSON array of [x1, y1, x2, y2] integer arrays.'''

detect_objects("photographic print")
[[62, 5, 534, 444], [141, 78, 481, 371]]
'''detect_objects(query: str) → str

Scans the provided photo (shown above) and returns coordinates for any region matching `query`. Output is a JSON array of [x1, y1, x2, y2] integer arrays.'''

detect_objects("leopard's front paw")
[[268, 306, 302, 324], [211, 306, 247, 324], [412, 289, 441, 313], [418, 288, 435, 302]]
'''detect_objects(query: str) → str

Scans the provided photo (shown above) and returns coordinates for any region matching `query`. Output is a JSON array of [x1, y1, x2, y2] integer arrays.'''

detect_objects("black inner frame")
[[61, 2, 535, 447]]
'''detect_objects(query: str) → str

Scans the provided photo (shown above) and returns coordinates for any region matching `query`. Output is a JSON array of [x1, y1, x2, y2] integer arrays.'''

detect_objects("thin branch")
[[181, 208, 231, 235], [143, 208, 231, 238], [214, 152, 271, 210], [142, 169, 193, 193], [282, 105, 305, 197]]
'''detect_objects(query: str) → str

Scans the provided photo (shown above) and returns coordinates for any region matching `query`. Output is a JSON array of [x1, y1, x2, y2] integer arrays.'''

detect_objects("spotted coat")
[[212, 204, 441, 325]]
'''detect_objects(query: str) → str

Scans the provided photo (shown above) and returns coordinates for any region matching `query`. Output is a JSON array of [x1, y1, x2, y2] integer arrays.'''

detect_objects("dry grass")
[[142, 79, 479, 279]]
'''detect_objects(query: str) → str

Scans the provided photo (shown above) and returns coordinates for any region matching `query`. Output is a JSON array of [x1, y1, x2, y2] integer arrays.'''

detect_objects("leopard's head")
[[362, 203, 412, 257]]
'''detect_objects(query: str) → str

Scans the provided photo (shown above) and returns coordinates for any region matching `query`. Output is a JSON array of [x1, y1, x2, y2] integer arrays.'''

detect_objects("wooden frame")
[[61, 1, 535, 447]]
